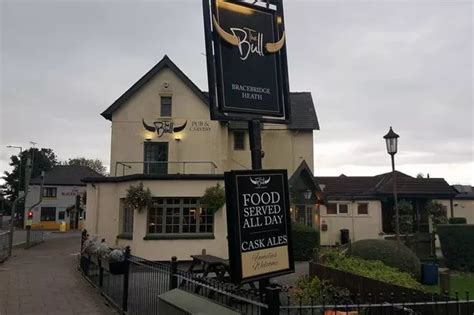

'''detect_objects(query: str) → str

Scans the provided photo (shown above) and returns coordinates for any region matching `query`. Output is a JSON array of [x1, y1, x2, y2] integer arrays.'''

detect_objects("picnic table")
[[181, 254, 258, 294]]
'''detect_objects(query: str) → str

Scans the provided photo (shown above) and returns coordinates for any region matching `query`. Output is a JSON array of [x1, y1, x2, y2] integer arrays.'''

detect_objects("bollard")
[[440, 271, 450, 296]]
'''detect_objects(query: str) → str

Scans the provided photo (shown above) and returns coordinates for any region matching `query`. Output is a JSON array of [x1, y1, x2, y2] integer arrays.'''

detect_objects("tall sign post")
[[203, 0, 293, 310]]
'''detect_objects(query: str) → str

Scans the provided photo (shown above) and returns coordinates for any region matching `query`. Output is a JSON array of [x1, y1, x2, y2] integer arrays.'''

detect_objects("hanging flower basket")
[[124, 182, 153, 212], [200, 184, 225, 215]]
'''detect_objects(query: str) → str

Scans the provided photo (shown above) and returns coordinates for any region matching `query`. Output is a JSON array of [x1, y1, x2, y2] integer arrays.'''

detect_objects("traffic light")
[[28, 211, 33, 219]]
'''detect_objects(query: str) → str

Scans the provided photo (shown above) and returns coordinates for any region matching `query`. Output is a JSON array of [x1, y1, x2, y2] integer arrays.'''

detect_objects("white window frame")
[[326, 202, 350, 216], [356, 202, 369, 216]]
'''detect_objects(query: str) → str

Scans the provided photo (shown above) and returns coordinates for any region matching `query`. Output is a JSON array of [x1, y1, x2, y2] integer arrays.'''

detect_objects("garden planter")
[[102, 260, 127, 275], [309, 262, 429, 301]]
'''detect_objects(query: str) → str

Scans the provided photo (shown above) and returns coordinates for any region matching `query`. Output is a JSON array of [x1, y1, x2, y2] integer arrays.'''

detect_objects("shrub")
[[321, 250, 424, 290], [438, 224, 474, 271], [448, 217, 467, 224], [290, 275, 351, 305], [292, 222, 319, 261], [426, 200, 448, 228], [125, 182, 152, 212], [200, 184, 225, 214], [349, 239, 421, 280], [392, 200, 414, 234]]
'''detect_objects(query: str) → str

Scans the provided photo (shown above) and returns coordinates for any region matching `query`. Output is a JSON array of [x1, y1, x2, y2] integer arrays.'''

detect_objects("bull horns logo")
[[250, 177, 271, 188], [212, 15, 285, 54], [142, 119, 187, 137]]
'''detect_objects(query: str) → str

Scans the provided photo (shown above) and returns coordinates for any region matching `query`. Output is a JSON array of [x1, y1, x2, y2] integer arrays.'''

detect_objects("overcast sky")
[[1, 0, 473, 185]]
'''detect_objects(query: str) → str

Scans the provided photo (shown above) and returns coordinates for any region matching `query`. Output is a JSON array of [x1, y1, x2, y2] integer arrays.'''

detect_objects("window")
[[326, 203, 349, 215], [160, 96, 172, 117], [234, 131, 245, 150], [148, 198, 213, 235], [296, 205, 313, 227], [339, 204, 348, 214], [326, 203, 337, 215], [357, 203, 369, 215], [43, 187, 57, 198], [58, 211, 65, 220], [122, 202, 134, 234], [40, 207, 56, 221], [144, 142, 168, 174]]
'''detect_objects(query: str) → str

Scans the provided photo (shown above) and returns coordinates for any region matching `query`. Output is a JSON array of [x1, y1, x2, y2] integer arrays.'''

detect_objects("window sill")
[[117, 233, 133, 240], [143, 234, 215, 240]]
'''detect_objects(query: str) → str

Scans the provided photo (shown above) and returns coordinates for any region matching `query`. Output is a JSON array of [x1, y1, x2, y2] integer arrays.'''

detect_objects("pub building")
[[83, 55, 321, 261]]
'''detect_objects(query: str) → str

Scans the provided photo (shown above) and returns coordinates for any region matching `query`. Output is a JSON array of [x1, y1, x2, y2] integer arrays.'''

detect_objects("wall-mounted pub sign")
[[224, 169, 294, 283], [203, 0, 291, 124]]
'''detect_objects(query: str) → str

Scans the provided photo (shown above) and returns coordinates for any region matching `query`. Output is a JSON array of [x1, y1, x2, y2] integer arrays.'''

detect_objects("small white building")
[[314, 172, 458, 246], [25, 166, 102, 230]]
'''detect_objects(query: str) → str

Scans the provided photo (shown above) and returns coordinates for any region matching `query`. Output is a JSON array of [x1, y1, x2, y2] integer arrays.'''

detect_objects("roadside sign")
[[224, 169, 294, 283], [203, 0, 291, 124]]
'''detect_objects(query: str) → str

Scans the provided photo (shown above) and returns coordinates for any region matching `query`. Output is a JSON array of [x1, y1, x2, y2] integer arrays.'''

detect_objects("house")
[[24, 165, 102, 230], [83, 55, 320, 261], [314, 172, 458, 245]]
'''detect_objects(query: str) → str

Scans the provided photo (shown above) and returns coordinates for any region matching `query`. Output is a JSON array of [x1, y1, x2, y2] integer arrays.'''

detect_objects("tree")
[[64, 157, 107, 175], [1, 148, 58, 202], [416, 173, 424, 178]]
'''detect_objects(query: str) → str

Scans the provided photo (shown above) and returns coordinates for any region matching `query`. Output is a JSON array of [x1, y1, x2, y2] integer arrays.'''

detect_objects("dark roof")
[[452, 185, 474, 200], [315, 171, 457, 199], [82, 173, 224, 183], [225, 92, 319, 130], [101, 55, 209, 120], [30, 166, 104, 186], [101, 55, 319, 130]]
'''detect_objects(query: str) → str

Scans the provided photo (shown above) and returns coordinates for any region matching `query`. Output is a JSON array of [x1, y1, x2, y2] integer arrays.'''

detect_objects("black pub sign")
[[224, 169, 294, 283], [203, 0, 291, 123]]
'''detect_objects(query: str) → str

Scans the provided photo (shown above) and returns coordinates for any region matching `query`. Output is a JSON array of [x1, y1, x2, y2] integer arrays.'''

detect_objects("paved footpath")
[[0, 236, 118, 315]]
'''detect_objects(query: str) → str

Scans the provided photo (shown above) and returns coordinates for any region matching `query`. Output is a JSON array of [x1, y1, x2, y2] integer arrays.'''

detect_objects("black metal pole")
[[248, 120, 263, 170], [392, 154, 400, 244], [122, 246, 131, 312]]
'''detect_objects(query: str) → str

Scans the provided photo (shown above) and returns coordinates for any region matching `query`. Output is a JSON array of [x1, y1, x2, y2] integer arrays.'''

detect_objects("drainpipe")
[[449, 199, 454, 218]]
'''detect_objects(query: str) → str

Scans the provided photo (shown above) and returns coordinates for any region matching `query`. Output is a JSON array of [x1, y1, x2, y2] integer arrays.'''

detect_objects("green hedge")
[[292, 222, 319, 261], [448, 217, 467, 224], [321, 250, 424, 290], [438, 224, 474, 271], [349, 239, 421, 280]]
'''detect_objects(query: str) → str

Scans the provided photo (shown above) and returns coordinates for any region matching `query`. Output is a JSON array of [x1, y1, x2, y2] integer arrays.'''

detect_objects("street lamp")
[[383, 127, 400, 243]]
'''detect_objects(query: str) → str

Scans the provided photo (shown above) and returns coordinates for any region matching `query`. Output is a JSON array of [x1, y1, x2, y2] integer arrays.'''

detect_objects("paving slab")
[[0, 236, 117, 315]]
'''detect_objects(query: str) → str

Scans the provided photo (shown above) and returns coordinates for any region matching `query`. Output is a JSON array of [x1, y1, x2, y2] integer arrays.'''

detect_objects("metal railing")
[[80, 252, 268, 314], [114, 161, 218, 176], [26, 229, 44, 248], [0, 231, 9, 262], [282, 292, 474, 314]]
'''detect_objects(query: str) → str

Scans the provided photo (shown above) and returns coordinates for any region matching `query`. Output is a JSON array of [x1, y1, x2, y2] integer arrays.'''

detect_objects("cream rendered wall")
[[109, 67, 315, 177], [85, 179, 228, 261], [434, 199, 474, 224], [110, 67, 225, 176], [226, 128, 314, 175], [319, 200, 383, 246]]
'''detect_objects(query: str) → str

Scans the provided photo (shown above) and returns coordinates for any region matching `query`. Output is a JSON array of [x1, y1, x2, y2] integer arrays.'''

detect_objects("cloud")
[[1, 0, 472, 185]]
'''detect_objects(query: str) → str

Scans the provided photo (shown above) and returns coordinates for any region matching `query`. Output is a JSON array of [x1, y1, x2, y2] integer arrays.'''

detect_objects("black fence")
[[282, 294, 474, 314], [79, 253, 268, 315], [0, 231, 9, 262]]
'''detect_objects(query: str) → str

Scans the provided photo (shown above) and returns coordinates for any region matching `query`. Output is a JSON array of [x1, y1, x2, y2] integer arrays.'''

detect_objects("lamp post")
[[383, 127, 400, 243]]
